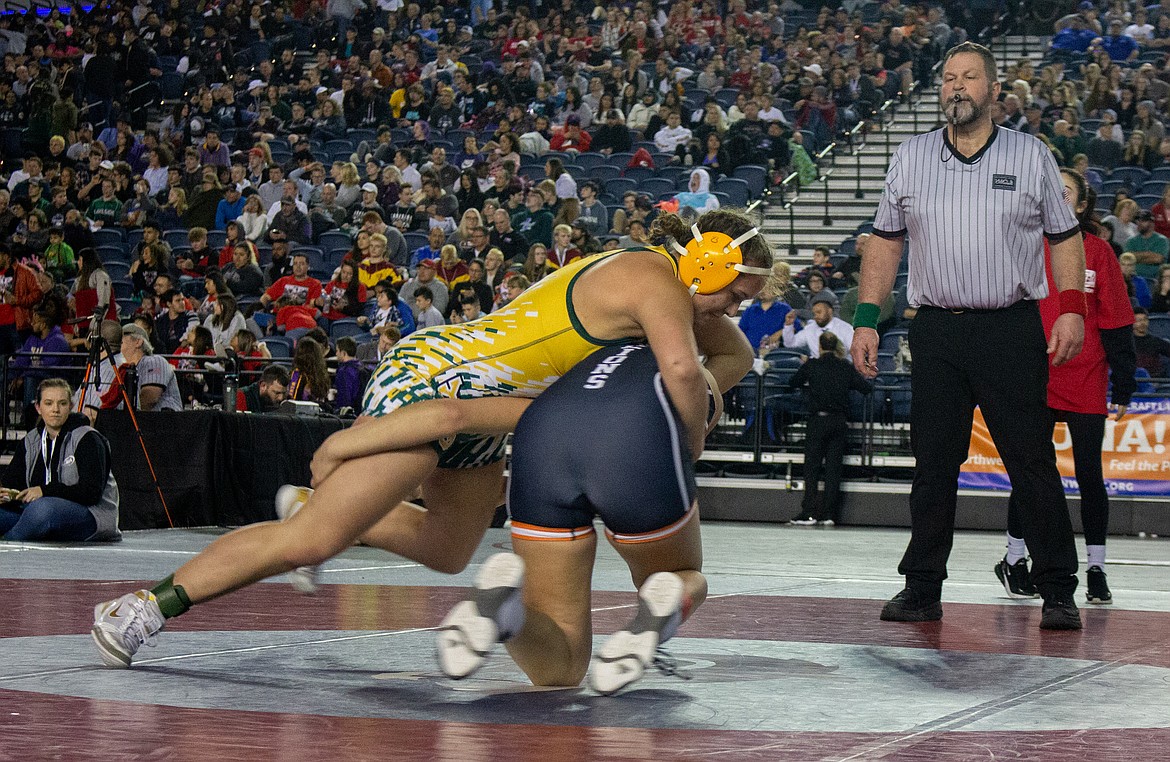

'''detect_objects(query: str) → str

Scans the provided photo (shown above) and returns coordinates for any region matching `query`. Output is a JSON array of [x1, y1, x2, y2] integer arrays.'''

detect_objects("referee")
[[850, 42, 1086, 630]]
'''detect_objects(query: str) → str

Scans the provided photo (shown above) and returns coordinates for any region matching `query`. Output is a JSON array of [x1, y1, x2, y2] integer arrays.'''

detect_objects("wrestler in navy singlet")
[[507, 344, 698, 542]]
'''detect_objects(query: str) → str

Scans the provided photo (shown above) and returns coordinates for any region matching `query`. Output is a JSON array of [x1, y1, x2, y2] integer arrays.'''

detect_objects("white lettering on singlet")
[[583, 345, 644, 390]]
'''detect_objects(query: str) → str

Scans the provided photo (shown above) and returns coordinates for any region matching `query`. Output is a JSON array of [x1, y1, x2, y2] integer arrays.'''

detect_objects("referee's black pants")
[[1008, 410, 1109, 548], [802, 412, 848, 521], [903, 302, 1079, 600]]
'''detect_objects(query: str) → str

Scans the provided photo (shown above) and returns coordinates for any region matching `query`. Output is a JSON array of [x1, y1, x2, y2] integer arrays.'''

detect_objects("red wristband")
[[1058, 289, 1086, 317]]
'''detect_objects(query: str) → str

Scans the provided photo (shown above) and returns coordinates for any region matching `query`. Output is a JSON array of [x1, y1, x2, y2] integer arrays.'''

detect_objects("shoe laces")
[[650, 647, 691, 681], [117, 596, 161, 650]]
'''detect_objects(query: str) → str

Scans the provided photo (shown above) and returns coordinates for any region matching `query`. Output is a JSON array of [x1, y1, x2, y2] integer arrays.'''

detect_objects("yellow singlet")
[[362, 247, 677, 467]]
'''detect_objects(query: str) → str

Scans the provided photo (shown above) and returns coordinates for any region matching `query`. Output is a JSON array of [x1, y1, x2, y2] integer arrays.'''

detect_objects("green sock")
[[150, 575, 192, 619]]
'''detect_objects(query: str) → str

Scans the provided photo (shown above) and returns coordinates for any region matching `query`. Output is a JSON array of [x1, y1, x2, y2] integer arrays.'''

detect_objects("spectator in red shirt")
[[998, 169, 1136, 606], [261, 252, 322, 310], [550, 116, 592, 154]]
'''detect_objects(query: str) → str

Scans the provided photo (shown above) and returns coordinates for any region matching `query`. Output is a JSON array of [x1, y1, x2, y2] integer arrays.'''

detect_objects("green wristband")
[[853, 302, 881, 330]]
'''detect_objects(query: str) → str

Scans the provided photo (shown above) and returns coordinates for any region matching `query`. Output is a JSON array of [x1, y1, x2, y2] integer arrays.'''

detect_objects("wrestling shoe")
[[436, 552, 526, 679], [1039, 595, 1083, 630], [588, 572, 685, 696], [275, 484, 320, 594], [880, 587, 943, 622], [994, 556, 1039, 599], [91, 591, 166, 668], [1086, 566, 1112, 605]]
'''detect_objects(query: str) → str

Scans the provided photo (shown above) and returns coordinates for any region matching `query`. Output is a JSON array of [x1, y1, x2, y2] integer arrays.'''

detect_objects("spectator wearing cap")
[[267, 198, 311, 245], [591, 109, 634, 155], [511, 188, 554, 249], [116, 323, 183, 412], [549, 115, 592, 154], [1098, 19, 1140, 61], [350, 183, 387, 229], [1086, 119, 1125, 171], [399, 260, 449, 321], [1126, 210, 1170, 280]]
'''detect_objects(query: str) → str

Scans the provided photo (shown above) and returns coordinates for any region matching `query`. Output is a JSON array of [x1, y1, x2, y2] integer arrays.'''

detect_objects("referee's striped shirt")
[[872, 125, 1080, 310]]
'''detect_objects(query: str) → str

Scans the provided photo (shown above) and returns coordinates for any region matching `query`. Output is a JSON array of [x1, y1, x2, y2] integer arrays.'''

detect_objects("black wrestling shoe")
[[1039, 596, 1083, 630], [880, 588, 943, 622], [994, 556, 1039, 599], [1086, 566, 1113, 605]]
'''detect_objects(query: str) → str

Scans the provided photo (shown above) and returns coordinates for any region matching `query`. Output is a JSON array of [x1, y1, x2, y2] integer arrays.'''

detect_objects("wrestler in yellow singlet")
[[363, 248, 678, 467]]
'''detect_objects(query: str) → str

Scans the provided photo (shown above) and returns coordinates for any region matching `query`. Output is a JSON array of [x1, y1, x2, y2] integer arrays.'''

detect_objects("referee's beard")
[[943, 94, 990, 129]]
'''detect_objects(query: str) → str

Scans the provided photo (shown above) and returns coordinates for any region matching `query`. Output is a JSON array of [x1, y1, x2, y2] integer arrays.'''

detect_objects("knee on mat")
[[526, 662, 588, 688]]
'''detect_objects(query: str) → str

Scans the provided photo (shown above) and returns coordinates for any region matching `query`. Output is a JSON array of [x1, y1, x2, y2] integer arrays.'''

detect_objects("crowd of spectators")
[[0, 0, 979, 416]]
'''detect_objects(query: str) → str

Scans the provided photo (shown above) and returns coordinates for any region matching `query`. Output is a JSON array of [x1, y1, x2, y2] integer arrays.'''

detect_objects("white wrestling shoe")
[[275, 484, 320, 594], [91, 591, 166, 668], [436, 552, 526, 679], [588, 572, 685, 696]]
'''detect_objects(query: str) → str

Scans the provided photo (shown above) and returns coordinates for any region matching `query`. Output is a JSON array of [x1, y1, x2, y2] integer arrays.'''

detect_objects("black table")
[[97, 410, 349, 530]]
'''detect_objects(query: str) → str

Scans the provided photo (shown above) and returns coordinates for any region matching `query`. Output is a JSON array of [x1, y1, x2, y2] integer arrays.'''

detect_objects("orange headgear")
[[671, 224, 771, 295]]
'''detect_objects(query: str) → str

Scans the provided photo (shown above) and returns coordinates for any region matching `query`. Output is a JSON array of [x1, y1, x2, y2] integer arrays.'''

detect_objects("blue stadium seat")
[[573, 153, 606, 171], [1148, 314, 1170, 341], [606, 178, 638, 197], [163, 229, 189, 249], [733, 165, 768, 199], [126, 229, 144, 252], [111, 279, 135, 300], [715, 177, 750, 207], [97, 246, 128, 266], [182, 280, 207, 300], [589, 165, 621, 182], [261, 336, 292, 358], [878, 329, 909, 355], [104, 262, 131, 281], [93, 228, 125, 248], [403, 232, 430, 251], [329, 319, 365, 340], [1135, 194, 1162, 210], [290, 245, 325, 272], [1138, 180, 1167, 197], [1110, 166, 1150, 188], [640, 178, 675, 197], [205, 230, 227, 249], [318, 231, 353, 252], [623, 166, 654, 182], [518, 165, 546, 182]]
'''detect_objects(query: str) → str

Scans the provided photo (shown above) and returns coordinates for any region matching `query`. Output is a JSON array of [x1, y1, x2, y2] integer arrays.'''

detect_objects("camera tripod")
[[75, 326, 175, 528]]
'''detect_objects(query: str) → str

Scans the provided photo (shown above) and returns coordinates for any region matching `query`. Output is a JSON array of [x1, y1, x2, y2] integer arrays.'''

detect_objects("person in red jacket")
[[995, 168, 1137, 607], [549, 115, 592, 153], [0, 243, 43, 356]]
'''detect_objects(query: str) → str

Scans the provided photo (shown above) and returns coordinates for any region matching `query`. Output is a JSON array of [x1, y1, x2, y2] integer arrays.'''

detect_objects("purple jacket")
[[333, 359, 364, 410], [12, 326, 71, 376]]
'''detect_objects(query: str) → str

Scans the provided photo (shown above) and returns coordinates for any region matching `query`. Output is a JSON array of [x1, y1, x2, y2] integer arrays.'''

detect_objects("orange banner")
[[959, 400, 1170, 496]]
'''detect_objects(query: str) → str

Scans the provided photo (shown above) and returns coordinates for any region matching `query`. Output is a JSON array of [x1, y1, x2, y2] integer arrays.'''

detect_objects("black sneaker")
[[1039, 596, 1083, 630], [880, 588, 943, 622], [1086, 566, 1112, 605], [994, 556, 1039, 599], [788, 515, 817, 526]]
